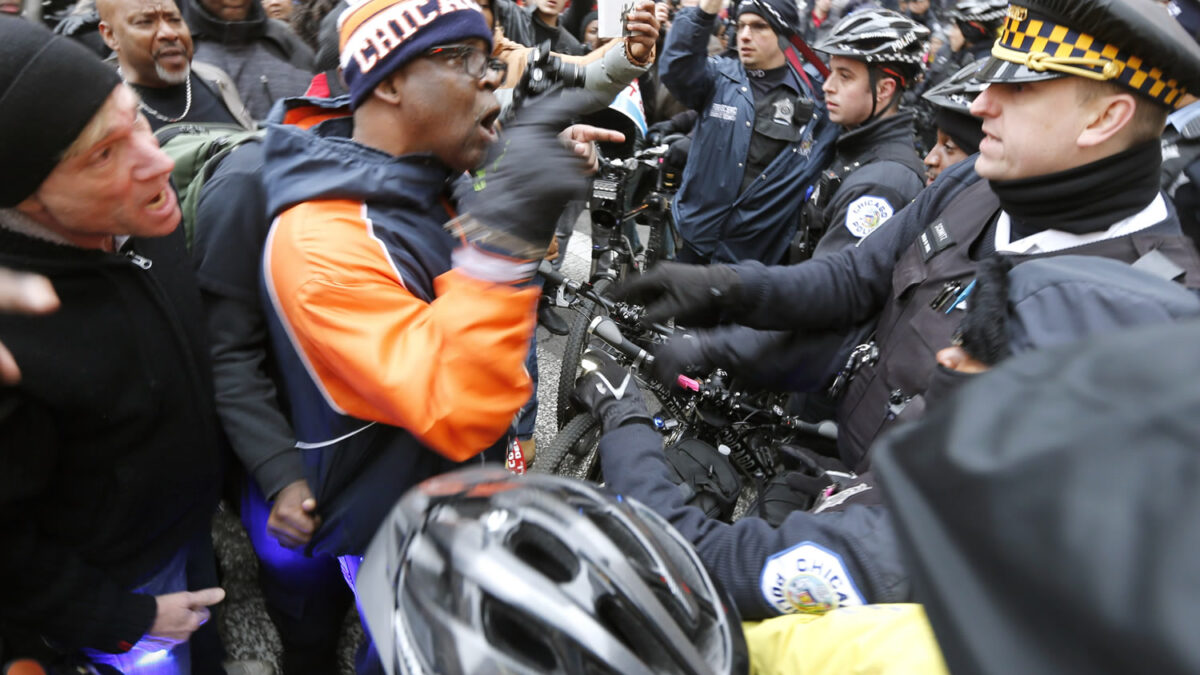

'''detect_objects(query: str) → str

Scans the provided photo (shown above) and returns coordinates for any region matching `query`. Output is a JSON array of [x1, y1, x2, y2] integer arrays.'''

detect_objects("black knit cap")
[[0, 17, 123, 207]]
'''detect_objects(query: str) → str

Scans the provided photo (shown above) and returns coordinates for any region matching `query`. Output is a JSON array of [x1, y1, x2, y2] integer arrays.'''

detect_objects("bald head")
[[98, 0, 194, 87]]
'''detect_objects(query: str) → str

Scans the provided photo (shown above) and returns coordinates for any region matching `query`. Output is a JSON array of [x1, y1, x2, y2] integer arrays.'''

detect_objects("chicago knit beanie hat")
[[338, 0, 493, 110], [0, 17, 122, 207]]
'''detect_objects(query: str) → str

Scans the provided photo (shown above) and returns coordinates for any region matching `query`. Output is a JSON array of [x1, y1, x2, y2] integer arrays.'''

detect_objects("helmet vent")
[[508, 523, 580, 583], [481, 597, 559, 670]]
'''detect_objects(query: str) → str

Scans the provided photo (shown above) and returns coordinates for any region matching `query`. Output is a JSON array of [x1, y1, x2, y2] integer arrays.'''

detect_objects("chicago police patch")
[[844, 195, 894, 239], [760, 542, 865, 615]]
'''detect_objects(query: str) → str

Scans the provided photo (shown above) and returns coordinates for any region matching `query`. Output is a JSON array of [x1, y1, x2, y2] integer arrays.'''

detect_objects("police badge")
[[773, 97, 795, 125]]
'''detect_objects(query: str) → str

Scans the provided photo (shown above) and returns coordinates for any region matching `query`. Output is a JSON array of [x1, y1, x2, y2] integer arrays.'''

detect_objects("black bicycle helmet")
[[946, 0, 1007, 44], [814, 9, 931, 88], [356, 466, 749, 675]]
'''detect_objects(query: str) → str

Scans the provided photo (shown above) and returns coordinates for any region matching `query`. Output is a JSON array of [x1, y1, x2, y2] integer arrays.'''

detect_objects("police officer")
[[618, 0, 1200, 471], [1162, 0, 1200, 248], [907, 0, 1005, 151], [657, 0, 840, 265], [792, 9, 929, 260], [920, 58, 986, 184]]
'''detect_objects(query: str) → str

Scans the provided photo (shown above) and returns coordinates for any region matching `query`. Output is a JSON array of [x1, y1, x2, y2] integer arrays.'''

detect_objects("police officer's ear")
[[875, 76, 899, 110], [1075, 80, 1139, 150]]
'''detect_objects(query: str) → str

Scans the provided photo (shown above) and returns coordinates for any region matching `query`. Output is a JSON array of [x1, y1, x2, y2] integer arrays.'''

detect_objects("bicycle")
[[553, 138, 684, 427], [536, 270, 838, 504]]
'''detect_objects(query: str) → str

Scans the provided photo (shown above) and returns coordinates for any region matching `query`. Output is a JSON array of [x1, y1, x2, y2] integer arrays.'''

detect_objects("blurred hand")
[[0, 269, 58, 385], [654, 1, 671, 32], [559, 123, 626, 173], [145, 588, 225, 648], [267, 479, 321, 549], [625, 0, 660, 64]]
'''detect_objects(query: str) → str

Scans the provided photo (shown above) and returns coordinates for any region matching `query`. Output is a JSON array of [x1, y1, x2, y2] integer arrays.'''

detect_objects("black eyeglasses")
[[425, 44, 508, 82]]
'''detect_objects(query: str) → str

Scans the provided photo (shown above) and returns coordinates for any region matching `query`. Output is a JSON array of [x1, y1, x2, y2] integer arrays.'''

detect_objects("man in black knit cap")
[[620, 0, 1200, 471], [0, 17, 225, 672]]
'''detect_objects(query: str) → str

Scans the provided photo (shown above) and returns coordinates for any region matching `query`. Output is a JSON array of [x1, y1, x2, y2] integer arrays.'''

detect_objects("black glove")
[[651, 332, 712, 387], [645, 119, 676, 145], [613, 261, 742, 327], [452, 91, 604, 279], [664, 135, 691, 170], [571, 350, 652, 433]]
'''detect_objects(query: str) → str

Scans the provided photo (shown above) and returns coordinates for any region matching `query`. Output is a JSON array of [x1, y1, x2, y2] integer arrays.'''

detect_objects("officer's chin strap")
[[863, 65, 905, 125]]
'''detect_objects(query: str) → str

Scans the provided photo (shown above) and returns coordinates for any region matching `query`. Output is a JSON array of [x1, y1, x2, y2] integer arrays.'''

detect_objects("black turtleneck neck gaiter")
[[990, 139, 1162, 241]]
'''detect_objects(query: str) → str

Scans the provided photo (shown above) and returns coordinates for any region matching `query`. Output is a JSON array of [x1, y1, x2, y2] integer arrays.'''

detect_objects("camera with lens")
[[519, 41, 587, 98]]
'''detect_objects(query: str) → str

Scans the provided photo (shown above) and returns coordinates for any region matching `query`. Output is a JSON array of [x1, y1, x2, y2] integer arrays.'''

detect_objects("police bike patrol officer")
[[791, 9, 930, 261], [657, 0, 840, 264], [619, 0, 1200, 471]]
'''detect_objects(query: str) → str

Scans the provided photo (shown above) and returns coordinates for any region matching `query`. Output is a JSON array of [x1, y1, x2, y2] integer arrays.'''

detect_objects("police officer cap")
[[977, 0, 1200, 109]]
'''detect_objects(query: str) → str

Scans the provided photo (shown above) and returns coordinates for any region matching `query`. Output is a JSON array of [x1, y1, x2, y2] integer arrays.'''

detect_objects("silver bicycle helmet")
[[922, 57, 988, 114], [815, 9, 931, 87], [946, 0, 1007, 44], [357, 466, 749, 675]]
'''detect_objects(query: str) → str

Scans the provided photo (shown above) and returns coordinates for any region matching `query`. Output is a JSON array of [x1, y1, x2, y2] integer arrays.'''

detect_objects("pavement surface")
[[213, 217, 597, 673]]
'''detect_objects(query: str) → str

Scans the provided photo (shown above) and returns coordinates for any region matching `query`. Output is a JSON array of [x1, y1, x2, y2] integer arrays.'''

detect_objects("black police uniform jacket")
[[807, 110, 927, 257], [598, 421, 908, 619], [712, 156, 1200, 469], [0, 224, 223, 656]]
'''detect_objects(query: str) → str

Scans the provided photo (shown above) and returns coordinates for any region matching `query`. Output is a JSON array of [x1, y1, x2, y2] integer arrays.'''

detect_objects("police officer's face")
[[823, 56, 879, 128], [923, 129, 969, 185], [970, 77, 1088, 181], [737, 14, 785, 70]]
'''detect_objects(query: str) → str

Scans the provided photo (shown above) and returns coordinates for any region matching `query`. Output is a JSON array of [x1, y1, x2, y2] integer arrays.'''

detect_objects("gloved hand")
[[651, 332, 712, 387], [613, 261, 742, 327], [664, 135, 691, 170], [452, 90, 604, 282], [645, 119, 676, 145], [571, 350, 652, 433]]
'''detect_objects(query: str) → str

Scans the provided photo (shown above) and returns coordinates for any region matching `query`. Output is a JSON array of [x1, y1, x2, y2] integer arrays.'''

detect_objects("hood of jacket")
[[183, 0, 268, 42], [261, 97, 460, 219]]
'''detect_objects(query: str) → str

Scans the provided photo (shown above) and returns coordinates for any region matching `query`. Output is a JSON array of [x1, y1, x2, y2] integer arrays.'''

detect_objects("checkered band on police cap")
[[338, 0, 493, 109], [991, 3, 1192, 108]]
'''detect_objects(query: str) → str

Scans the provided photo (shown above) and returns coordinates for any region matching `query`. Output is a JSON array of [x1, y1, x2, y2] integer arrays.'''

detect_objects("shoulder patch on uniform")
[[759, 541, 866, 615], [844, 196, 895, 239]]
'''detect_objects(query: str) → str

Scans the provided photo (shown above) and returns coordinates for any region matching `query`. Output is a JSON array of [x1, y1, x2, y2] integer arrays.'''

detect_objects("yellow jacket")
[[745, 604, 949, 675]]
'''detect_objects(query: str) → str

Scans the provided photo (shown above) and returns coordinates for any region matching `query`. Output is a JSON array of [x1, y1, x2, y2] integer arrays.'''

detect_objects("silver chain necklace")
[[118, 66, 192, 123]]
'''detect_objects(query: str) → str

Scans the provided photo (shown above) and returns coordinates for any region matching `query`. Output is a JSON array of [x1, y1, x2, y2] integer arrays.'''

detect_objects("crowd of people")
[[3, 0, 1200, 672]]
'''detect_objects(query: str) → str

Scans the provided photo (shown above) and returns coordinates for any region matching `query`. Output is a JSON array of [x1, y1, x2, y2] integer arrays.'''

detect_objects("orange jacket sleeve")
[[264, 199, 538, 461]]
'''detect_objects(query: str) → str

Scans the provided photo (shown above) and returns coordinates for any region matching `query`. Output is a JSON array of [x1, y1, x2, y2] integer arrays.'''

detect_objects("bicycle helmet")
[[814, 9, 931, 88], [921, 57, 988, 114], [946, 0, 1007, 44], [356, 466, 749, 675]]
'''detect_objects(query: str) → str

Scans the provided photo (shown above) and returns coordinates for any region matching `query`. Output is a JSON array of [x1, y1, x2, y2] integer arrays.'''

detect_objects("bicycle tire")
[[534, 413, 603, 481], [556, 278, 614, 428]]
